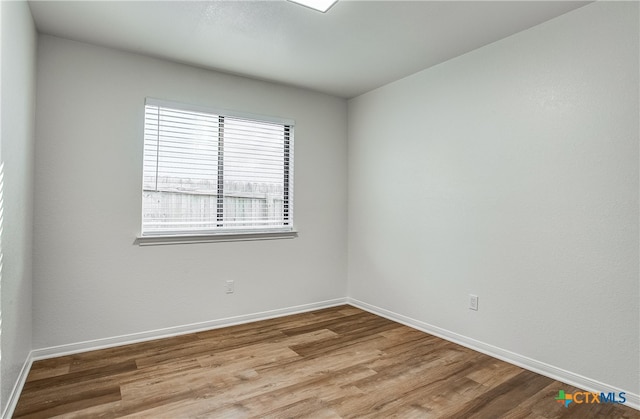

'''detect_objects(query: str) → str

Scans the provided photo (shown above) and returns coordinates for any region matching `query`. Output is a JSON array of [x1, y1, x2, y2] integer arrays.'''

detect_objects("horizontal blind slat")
[[142, 100, 294, 235]]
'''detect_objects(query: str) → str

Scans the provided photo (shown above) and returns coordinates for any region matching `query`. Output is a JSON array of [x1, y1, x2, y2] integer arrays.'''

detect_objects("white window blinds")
[[142, 99, 294, 236]]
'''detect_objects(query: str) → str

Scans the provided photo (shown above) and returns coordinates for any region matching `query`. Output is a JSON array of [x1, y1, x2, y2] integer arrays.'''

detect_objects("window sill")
[[135, 230, 298, 246]]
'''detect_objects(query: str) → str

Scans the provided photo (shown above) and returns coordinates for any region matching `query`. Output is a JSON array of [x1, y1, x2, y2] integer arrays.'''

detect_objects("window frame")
[[136, 98, 297, 245]]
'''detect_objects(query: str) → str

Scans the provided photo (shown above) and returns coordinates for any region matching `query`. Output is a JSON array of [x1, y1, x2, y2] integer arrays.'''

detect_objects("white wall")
[[33, 35, 348, 349], [0, 0, 37, 413], [348, 1, 639, 395]]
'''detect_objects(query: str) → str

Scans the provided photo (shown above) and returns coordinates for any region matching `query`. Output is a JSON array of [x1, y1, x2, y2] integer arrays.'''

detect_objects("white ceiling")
[[28, 0, 590, 99]]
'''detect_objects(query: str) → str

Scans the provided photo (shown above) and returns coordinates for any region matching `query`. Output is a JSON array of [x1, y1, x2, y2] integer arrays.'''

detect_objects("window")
[[141, 99, 294, 239]]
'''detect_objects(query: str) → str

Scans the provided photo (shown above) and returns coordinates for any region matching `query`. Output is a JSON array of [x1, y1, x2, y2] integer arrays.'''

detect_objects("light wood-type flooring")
[[14, 305, 639, 418]]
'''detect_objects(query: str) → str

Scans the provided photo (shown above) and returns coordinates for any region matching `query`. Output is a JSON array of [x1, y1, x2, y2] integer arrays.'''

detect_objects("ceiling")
[[28, 0, 590, 99]]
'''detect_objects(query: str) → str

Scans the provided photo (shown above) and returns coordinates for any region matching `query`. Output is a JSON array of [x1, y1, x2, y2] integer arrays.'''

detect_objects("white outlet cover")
[[469, 294, 478, 311], [225, 280, 235, 294]]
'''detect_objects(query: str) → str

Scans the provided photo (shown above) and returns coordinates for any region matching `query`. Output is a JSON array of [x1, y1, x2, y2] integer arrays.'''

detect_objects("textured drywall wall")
[[0, 0, 36, 412], [33, 35, 348, 349], [348, 2, 639, 393]]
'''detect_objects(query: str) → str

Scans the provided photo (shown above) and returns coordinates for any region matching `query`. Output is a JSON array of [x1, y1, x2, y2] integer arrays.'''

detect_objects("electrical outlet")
[[469, 294, 478, 311], [225, 280, 235, 294]]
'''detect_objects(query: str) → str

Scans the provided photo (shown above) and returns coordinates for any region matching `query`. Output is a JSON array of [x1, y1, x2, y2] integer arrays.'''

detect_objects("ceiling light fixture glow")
[[288, 0, 338, 13]]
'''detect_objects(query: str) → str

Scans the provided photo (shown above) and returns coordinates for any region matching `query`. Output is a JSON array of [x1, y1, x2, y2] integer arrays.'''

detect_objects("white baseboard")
[[348, 298, 639, 411], [31, 298, 347, 361], [3, 298, 347, 418], [2, 354, 34, 419], [5, 297, 637, 416]]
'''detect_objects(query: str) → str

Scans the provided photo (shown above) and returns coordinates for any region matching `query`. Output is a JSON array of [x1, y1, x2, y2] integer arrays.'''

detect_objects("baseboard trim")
[[2, 352, 34, 419], [8, 297, 637, 415], [347, 298, 639, 411], [32, 298, 348, 361]]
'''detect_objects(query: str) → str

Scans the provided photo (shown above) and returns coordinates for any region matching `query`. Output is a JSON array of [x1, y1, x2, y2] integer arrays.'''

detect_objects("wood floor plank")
[[209, 365, 374, 418], [24, 362, 71, 383], [333, 358, 482, 417], [13, 385, 122, 418], [135, 330, 287, 369], [21, 360, 138, 393], [258, 397, 341, 419], [13, 306, 640, 418], [448, 370, 553, 418]]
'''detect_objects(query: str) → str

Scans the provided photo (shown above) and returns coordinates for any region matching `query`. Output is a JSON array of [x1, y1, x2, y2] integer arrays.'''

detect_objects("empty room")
[[1, 0, 638, 417]]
